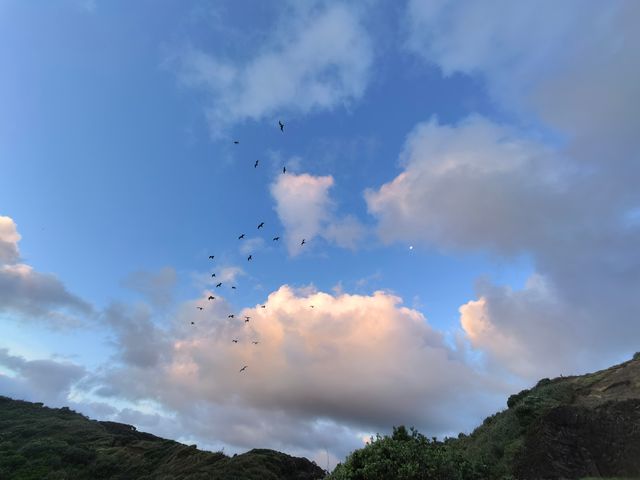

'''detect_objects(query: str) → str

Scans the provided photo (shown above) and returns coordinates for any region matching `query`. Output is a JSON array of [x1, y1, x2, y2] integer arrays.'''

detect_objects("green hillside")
[[330, 354, 640, 480], [0, 396, 325, 480]]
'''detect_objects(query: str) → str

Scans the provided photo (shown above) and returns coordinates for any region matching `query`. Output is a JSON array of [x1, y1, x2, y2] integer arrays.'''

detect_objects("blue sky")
[[1, 0, 639, 467]]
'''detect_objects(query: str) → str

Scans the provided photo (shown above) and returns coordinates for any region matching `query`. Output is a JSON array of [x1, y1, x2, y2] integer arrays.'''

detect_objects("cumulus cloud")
[[0, 216, 93, 327], [173, 3, 373, 133], [88, 285, 503, 463], [0, 348, 86, 406], [364, 1, 640, 378], [271, 173, 366, 255]]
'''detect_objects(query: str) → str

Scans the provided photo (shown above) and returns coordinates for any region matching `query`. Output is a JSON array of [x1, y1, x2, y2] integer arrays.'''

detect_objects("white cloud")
[[0, 216, 93, 327], [173, 3, 373, 134], [366, 1, 640, 379], [271, 173, 366, 255], [85, 285, 504, 464], [121, 267, 177, 308]]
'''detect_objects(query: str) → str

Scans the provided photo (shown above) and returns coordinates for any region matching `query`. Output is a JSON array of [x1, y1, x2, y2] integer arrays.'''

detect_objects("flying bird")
[[208, 296, 215, 301], [232, 339, 238, 343], [310, 305, 315, 308], [216, 282, 222, 288], [239, 366, 248, 373], [196, 307, 203, 311], [273, 236, 280, 241], [211, 273, 216, 277], [245, 316, 250, 323], [254, 159, 259, 168], [301, 239, 306, 246], [247, 255, 252, 261], [191, 321, 195, 325], [228, 314, 235, 318], [257, 222, 264, 229], [282, 166, 286, 174], [238, 233, 245, 239], [279, 120, 284, 132], [208, 255, 214, 259], [252, 341, 259, 345], [231, 286, 237, 290], [233, 140, 239, 144], [261, 305, 266, 308]]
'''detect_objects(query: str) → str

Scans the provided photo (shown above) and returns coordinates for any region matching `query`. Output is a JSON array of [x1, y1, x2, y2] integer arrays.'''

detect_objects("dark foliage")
[[0, 396, 325, 480]]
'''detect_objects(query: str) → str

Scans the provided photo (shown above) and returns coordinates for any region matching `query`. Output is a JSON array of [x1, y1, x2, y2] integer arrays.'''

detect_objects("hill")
[[0, 396, 325, 480], [330, 353, 640, 479]]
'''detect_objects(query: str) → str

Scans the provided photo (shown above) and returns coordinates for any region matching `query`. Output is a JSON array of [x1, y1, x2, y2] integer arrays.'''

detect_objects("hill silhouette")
[[0, 396, 325, 480]]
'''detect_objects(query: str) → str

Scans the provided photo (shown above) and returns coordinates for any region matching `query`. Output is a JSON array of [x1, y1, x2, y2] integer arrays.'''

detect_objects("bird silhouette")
[[252, 341, 259, 345], [238, 233, 245, 239], [228, 314, 235, 318], [273, 236, 280, 241], [279, 120, 284, 132], [211, 273, 216, 277], [301, 239, 306, 246], [232, 339, 239, 343], [191, 321, 195, 325], [216, 282, 222, 288], [261, 305, 266, 308], [208, 296, 215, 301], [283, 166, 286, 174], [247, 255, 252, 261], [239, 366, 248, 372], [245, 316, 250, 323], [209, 255, 214, 259], [196, 307, 203, 311], [231, 286, 237, 290], [254, 159, 259, 168], [257, 222, 264, 229], [233, 140, 239, 144]]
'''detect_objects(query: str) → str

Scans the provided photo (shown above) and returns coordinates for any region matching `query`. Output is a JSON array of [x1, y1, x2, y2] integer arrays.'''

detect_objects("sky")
[[1, 0, 639, 469]]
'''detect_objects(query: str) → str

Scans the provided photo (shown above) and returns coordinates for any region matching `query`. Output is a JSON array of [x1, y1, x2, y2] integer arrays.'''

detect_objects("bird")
[[228, 314, 235, 318], [216, 282, 222, 288], [231, 286, 237, 290], [261, 305, 266, 309], [252, 341, 259, 345], [239, 366, 248, 373], [279, 120, 284, 132], [247, 255, 252, 261], [208, 296, 215, 301], [244, 316, 250, 323], [233, 140, 239, 144], [301, 239, 306, 246], [257, 222, 264, 229], [232, 339, 238, 344], [254, 159, 259, 168], [211, 273, 216, 277], [310, 305, 315, 308], [209, 255, 214, 259], [282, 166, 286, 174], [196, 307, 203, 311], [191, 321, 195, 325], [238, 233, 245, 239], [273, 236, 280, 241]]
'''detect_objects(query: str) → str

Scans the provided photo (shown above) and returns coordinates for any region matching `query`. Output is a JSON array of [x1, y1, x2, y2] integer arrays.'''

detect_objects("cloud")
[[88, 285, 503, 463], [0, 216, 93, 327], [0, 348, 86, 407], [0, 216, 21, 264], [271, 173, 366, 255], [172, 3, 373, 134], [121, 267, 177, 308], [366, 1, 640, 378]]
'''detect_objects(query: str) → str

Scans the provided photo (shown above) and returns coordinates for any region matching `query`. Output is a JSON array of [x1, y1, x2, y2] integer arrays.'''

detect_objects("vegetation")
[[330, 354, 640, 479], [0, 396, 324, 480]]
